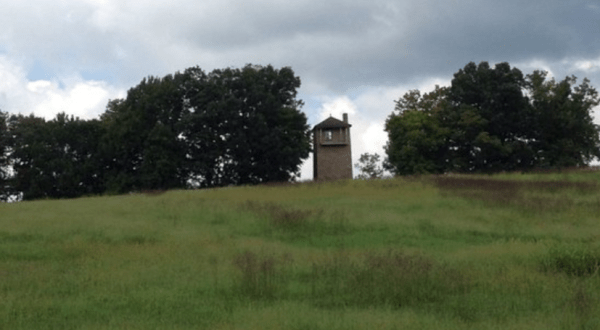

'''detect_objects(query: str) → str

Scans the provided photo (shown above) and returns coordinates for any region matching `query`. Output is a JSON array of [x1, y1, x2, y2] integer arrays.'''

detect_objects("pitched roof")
[[313, 116, 351, 129]]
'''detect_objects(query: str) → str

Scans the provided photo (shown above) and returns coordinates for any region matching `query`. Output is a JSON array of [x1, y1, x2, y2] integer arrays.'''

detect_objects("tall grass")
[[1, 171, 600, 328]]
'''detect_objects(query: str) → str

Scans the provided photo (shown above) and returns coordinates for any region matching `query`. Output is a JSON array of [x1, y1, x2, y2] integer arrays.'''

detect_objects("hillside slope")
[[1, 173, 600, 329]]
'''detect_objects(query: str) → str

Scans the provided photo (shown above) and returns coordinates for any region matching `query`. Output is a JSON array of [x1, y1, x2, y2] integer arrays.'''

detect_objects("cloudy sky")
[[1, 0, 599, 179]]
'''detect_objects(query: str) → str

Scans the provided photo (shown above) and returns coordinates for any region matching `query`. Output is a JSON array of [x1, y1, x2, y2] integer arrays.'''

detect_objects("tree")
[[9, 113, 105, 200], [101, 72, 191, 193], [526, 71, 600, 168], [101, 64, 311, 192], [355, 153, 384, 179], [384, 87, 450, 175], [49, 113, 106, 197], [183, 65, 310, 187], [440, 62, 534, 173], [385, 61, 600, 175], [1, 64, 310, 200], [8, 114, 52, 200], [0, 110, 10, 201]]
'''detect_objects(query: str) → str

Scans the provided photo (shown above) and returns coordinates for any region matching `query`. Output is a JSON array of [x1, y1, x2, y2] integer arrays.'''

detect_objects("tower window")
[[325, 130, 333, 140]]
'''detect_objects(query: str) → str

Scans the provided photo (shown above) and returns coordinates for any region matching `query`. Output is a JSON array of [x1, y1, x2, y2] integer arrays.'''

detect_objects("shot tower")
[[313, 113, 352, 180]]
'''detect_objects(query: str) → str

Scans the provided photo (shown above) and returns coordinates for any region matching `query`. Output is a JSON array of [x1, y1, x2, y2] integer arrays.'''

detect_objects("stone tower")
[[313, 113, 352, 181]]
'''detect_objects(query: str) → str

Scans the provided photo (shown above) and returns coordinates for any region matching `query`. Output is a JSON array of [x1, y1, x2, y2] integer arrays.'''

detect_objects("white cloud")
[[29, 79, 123, 119], [317, 96, 357, 121], [571, 58, 600, 73], [299, 154, 314, 181], [362, 123, 387, 154], [0, 56, 124, 119]]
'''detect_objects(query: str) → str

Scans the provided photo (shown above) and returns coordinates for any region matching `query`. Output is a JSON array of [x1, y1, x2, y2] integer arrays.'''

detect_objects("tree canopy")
[[7, 113, 105, 200], [102, 64, 310, 193], [1, 64, 311, 201], [385, 62, 600, 175], [183, 65, 310, 188]]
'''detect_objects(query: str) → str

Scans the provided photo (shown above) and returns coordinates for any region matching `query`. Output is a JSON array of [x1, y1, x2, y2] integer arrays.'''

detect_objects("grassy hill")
[[1, 171, 600, 329]]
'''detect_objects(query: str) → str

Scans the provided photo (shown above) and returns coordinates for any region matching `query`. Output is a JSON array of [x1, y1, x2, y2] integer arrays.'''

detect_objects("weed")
[[242, 201, 316, 230], [120, 234, 159, 245], [0, 231, 41, 243], [565, 282, 600, 330], [308, 250, 470, 309], [433, 176, 597, 193], [432, 176, 598, 212], [571, 283, 593, 316], [232, 251, 286, 301], [540, 244, 600, 277], [241, 201, 351, 238], [142, 189, 167, 196], [158, 200, 181, 227]]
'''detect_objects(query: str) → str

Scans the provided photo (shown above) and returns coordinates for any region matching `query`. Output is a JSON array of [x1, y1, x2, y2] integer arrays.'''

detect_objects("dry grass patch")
[[432, 176, 600, 213], [307, 250, 470, 309], [240, 201, 352, 238]]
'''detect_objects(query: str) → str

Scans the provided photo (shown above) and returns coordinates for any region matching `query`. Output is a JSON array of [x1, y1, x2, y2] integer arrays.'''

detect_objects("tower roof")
[[313, 116, 351, 129]]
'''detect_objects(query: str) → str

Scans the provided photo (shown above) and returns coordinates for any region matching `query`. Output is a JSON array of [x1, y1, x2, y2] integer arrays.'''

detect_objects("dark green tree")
[[184, 64, 310, 187], [102, 64, 310, 191], [8, 114, 52, 200], [101, 72, 190, 193], [441, 62, 534, 173], [384, 88, 450, 175], [9, 113, 105, 200], [50, 113, 106, 197], [526, 71, 600, 168], [385, 61, 600, 175]]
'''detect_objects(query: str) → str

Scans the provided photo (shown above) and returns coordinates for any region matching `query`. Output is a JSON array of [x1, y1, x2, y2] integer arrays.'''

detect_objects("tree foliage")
[[102, 64, 310, 192], [384, 88, 449, 175], [526, 71, 600, 167], [185, 65, 310, 187], [0, 64, 310, 200], [385, 62, 600, 175], [101, 72, 190, 193], [8, 113, 105, 200], [355, 153, 384, 179]]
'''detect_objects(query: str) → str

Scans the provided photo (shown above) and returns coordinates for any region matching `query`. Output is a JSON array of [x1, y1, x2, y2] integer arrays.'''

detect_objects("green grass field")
[[1, 171, 600, 329]]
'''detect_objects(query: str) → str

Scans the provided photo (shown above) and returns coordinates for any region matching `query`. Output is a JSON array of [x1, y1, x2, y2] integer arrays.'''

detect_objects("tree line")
[[0, 64, 311, 201], [384, 62, 600, 175], [3, 61, 598, 200]]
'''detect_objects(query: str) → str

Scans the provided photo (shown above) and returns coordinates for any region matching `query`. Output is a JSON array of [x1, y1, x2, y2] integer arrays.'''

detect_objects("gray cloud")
[[3, 0, 598, 92]]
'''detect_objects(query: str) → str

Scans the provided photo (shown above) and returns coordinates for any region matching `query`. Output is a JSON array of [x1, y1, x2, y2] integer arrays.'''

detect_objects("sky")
[[1, 0, 599, 180]]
